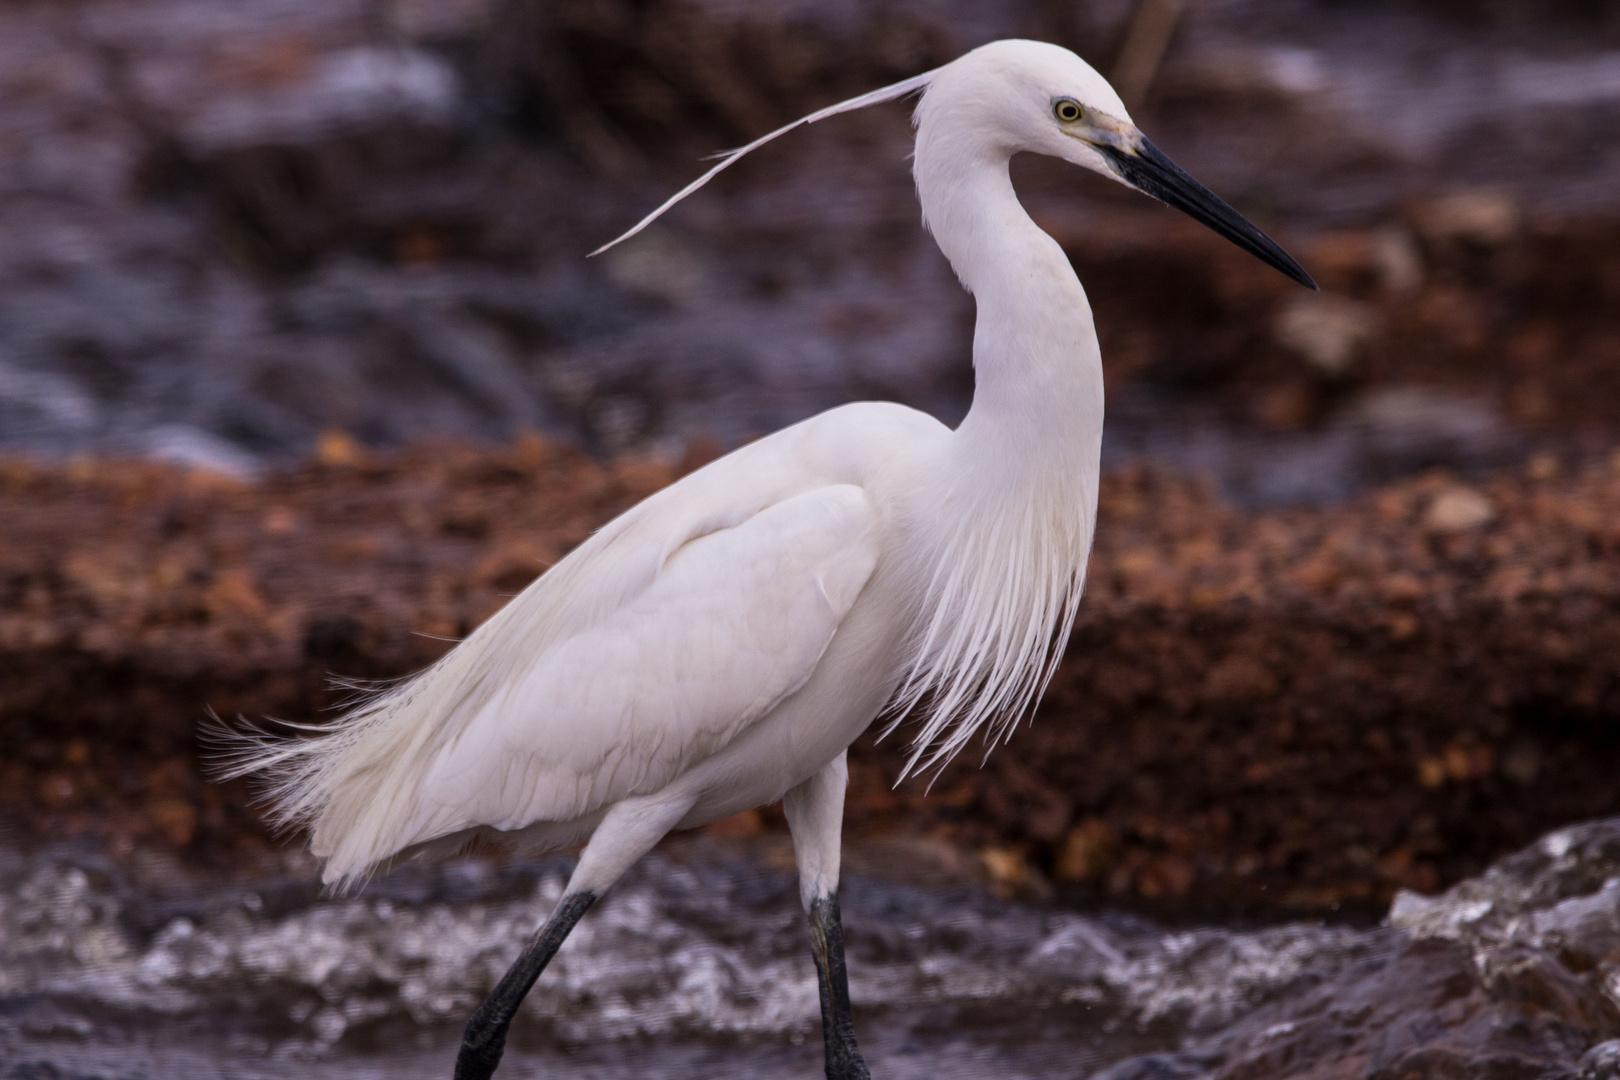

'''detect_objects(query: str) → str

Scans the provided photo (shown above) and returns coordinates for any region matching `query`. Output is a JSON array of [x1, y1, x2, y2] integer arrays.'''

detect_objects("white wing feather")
[[226, 475, 881, 889], [404, 484, 881, 840]]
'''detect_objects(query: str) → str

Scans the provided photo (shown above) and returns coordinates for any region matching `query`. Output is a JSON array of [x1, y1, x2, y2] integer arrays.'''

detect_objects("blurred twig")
[[1111, 0, 1185, 114]]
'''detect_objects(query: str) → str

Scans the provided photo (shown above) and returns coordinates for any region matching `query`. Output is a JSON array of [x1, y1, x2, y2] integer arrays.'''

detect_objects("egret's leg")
[[809, 892, 868, 1080], [784, 752, 870, 1080], [453, 793, 695, 1080], [454, 890, 595, 1080]]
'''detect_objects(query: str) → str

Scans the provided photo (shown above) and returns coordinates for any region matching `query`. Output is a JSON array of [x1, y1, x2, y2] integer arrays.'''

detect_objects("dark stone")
[[1577, 1040, 1620, 1080], [303, 614, 364, 661], [1089, 1053, 1213, 1080]]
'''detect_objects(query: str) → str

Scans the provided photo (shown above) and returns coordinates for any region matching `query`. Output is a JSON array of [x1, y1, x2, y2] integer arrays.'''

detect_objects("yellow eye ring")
[[1053, 98, 1083, 123]]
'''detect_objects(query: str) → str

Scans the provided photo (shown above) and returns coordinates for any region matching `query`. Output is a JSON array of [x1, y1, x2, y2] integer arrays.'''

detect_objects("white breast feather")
[[884, 465, 1095, 780]]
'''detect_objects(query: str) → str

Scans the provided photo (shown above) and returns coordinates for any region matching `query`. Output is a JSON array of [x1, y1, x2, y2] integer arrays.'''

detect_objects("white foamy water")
[[0, 844, 1377, 1079]]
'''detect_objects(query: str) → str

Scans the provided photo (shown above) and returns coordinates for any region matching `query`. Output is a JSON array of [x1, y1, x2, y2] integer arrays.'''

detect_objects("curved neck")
[[885, 132, 1108, 768], [917, 142, 1105, 486]]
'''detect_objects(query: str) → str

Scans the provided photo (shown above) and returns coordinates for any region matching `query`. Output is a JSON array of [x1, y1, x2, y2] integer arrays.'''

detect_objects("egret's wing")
[[403, 483, 881, 842]]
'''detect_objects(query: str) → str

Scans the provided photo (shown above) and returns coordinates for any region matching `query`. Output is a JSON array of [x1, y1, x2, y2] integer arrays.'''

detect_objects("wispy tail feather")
[[204, 602, 527, 891]]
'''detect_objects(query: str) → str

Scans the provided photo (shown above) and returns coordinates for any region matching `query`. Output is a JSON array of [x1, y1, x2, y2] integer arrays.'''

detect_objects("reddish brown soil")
[[4, 437, 1620, 919], [860, 460, 1620, 918]]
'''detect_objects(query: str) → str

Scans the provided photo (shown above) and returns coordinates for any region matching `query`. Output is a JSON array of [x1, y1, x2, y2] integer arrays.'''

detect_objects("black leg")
[[809, 893, 870, 1080], [454, 890, 596, 1080]]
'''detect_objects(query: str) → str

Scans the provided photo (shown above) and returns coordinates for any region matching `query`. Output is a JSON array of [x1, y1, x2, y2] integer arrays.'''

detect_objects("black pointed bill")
[[1095, 137, 1317, 290]]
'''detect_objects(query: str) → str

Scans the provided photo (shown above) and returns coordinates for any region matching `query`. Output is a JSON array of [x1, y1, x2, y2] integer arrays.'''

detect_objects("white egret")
[[219, 38, 1313, 1080]]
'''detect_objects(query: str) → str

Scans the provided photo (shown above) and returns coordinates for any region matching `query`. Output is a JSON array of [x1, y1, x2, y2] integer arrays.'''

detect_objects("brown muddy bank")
[[4, 437, 1620, 919]]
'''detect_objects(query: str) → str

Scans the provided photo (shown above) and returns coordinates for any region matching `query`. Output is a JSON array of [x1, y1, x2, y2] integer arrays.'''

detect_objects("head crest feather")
[[590, 68, 939, 256]]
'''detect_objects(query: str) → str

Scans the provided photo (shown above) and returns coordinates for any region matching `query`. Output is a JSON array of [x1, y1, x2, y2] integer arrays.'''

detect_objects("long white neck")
[[917, 130, 1104, 498], [887, 125, 1105, 778]]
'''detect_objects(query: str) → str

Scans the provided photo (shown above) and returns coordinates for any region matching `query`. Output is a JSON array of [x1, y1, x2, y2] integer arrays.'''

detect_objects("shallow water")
[[0, 841, 1380, 1079], [15, 819, 1620, 1078]]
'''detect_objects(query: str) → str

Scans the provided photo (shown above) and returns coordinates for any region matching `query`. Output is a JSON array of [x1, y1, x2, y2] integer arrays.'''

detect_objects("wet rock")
[[1305, 225, 1425, 296], [1187, 830, 1620, 1079], [598, 228, 713, 308], [1424, 484, 1495, 531], [182, 46, 473, 270], [1415, 189, 1522, 248], [1340, 386, 1513, 480], [1578, 1039, 1620, 1080], [6, 819, 1620, 1077], [1168, 44, 1331, 104], [186, 47, 461, 152], [1091, 1052, 1215, 1080], [1273, 293, 1383, 378], [1373, 224, 1426, 295], [1391, 820, 1620, 1021]]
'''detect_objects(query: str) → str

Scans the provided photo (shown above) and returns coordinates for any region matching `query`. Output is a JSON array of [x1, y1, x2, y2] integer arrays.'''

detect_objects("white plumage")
[[219, 38, 1311, 1080], [233, 404, 915, 883], [227, 41, 1122, 889]]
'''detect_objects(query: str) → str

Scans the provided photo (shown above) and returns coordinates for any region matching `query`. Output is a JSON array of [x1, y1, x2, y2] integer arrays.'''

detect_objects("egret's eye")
[[1053, 98, 1084, 123]]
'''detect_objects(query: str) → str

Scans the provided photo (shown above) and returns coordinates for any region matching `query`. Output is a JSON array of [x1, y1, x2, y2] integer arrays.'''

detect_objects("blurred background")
[[4, 0, 1620, 501], [7, 1, 1620, 1077]]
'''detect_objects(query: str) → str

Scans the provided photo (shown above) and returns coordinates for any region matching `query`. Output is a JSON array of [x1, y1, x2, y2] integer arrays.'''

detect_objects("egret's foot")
[[452, 890, 596, 1080], [809, 893, 871, 1080]]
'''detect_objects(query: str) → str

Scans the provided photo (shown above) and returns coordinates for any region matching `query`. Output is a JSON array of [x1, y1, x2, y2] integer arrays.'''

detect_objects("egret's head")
[[916, 40, 1316, 289], [914, 40, 1134, 170], [593, 38, 1313, 289]]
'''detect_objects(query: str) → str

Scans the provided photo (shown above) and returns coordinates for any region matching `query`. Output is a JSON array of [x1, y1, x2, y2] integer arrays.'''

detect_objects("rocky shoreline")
[[4, 440, 1620, 920], [6, 815, 1620, 1079]]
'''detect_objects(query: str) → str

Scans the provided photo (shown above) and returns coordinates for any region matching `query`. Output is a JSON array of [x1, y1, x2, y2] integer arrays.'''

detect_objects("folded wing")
[[264, 481, 881, 885]]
